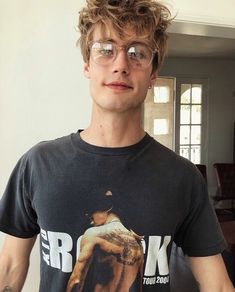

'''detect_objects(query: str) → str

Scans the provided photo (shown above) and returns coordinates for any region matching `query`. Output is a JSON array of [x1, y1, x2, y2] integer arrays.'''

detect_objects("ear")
[[83, 62, 91, 79], [150, 72, 157, 87]]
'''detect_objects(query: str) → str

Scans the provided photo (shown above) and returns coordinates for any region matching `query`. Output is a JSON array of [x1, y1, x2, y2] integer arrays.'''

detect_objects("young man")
[[0, 0, 234, 291]]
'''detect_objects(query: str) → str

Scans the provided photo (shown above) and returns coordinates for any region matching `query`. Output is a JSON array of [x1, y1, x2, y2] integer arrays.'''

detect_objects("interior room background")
[[0, 0, 235, 290]]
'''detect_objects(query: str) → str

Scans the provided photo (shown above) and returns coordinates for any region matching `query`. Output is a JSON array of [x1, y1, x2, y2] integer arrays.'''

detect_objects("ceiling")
[[167, 21, 235, 59]]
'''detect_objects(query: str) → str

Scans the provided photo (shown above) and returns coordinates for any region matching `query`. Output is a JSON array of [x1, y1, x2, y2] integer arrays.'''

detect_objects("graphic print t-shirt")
[[0, 131, 226, 291]]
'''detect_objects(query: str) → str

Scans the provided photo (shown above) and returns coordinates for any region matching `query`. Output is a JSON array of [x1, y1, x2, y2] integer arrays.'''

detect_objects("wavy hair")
[[78, 0, 172, 72]]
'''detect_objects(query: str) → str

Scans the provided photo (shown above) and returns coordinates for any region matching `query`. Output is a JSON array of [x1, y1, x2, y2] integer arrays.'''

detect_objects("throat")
[[81, 118, 145, 147]]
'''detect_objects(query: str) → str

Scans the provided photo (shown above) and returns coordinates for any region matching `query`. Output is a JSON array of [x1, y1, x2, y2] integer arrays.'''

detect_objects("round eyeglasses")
[[89, 41, 156, 69]]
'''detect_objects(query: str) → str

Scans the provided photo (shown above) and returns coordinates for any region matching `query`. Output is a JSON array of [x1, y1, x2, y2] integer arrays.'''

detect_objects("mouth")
[[104, 82, 133, 90]]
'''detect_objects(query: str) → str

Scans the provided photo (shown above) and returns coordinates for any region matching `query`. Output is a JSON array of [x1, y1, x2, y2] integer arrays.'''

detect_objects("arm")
[[0, 234, 37, 292], [67, 235, 95, 292], [188, 254, 235, 292]]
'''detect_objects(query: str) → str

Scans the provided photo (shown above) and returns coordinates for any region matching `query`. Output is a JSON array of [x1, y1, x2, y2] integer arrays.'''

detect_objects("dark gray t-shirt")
[[0, 131, 226, 291]]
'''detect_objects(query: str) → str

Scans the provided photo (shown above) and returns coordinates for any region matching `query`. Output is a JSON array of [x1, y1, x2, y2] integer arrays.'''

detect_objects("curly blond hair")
[[78, 0, 172, 72]]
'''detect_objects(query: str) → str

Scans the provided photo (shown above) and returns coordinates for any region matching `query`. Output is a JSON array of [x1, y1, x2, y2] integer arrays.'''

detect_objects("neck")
[[105, 213, 120, 224], [81, 104, 145, 147]]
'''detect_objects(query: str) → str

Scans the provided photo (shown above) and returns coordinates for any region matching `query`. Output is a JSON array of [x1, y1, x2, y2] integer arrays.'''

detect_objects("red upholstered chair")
[[213, 163, 235, 210]]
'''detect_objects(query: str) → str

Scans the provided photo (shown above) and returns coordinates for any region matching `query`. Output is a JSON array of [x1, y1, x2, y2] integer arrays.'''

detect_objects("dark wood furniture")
[[213, 163, 235, 209], [195, 164, 207, 183]]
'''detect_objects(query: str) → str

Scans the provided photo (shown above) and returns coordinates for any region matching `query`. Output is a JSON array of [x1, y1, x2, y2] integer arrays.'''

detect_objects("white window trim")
[[175, 77, 209, 164]]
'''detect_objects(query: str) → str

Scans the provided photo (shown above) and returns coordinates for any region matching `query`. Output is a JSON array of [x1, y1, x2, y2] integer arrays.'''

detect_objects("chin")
[[96, 98, 143, 113]]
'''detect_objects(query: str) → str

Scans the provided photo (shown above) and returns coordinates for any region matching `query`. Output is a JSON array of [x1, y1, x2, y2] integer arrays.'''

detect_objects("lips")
[[104, 81, 133, 90]]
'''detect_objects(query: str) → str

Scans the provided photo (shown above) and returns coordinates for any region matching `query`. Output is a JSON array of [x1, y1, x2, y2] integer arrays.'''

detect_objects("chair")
[[195, 164, 207, 183], [213, 163, 235, 210]]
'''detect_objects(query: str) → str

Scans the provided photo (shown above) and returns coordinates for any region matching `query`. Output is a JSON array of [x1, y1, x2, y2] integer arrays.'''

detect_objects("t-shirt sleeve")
[[174, 166, 226, 257], [0, 153, 40, 238]]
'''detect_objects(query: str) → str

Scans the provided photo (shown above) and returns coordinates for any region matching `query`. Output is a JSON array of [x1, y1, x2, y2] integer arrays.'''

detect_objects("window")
[[179, 84, 202, 163], [143, 77, 175, 150], [143, 77, 208, 165], [175, 78, 208, 164]]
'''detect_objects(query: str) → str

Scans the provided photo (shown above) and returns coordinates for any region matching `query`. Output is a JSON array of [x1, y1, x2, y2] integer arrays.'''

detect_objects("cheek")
[[136, 76, 151, 92], [89, 67, 105, 87], [136, 70, 152, 85]]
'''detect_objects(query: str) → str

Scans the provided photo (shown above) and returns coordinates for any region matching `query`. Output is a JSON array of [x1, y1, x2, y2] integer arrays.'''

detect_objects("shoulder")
[[147, 138, 201, 182], [80, 227, 106, 245], [31, 132, 77, 154], [13, 132, 80, 176], [22, 132, 78, 163]]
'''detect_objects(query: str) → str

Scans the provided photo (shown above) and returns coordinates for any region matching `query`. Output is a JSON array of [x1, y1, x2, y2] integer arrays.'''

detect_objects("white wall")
[[0, 0, 91, 193], [160, 57, 235, 196], [0, 1, 90, 290]]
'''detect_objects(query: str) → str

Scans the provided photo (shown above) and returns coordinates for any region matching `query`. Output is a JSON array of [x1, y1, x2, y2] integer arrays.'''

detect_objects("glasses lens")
[[127, 44, 153, 68], [91, 42, 115, 65]]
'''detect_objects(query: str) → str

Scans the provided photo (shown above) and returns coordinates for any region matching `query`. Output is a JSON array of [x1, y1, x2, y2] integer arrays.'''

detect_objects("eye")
[[127, 45, 148, 60], [99, 43, 114, 57], [100, 49, 113, 56]]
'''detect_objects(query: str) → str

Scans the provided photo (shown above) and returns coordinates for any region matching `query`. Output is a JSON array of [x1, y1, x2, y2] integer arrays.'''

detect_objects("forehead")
[[91, 23, 151, 45]]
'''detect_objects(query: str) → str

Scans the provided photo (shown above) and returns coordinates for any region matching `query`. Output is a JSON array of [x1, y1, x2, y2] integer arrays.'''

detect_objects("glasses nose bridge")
[[113, 44, 129, 61], [116, 44, 127, 52]]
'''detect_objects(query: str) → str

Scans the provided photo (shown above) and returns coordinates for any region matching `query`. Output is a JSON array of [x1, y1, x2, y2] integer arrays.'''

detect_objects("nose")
[[112, 49, 130, 75]]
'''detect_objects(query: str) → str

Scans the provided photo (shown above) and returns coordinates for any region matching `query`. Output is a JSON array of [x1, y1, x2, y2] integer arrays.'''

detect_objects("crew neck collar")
[[74, 130, 153, 156]]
